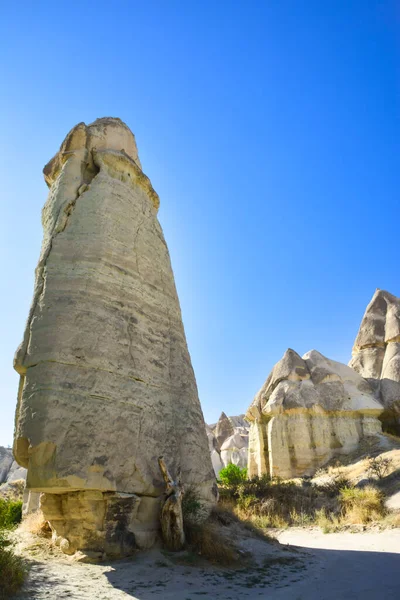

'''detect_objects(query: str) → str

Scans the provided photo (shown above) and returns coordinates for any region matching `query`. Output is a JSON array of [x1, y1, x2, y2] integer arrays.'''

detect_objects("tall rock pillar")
[[13, 118, 216, 556], [350, 289, 400, 435]]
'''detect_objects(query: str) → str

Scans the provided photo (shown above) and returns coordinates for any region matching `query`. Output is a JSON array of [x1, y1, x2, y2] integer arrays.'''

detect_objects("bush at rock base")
[[218, 464, 248, 487], [0, 498, 22, 529], [0, 529, 26, 599]]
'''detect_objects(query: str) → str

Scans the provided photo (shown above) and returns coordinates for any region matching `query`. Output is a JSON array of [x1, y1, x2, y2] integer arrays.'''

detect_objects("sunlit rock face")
[[350, 289, 400, 435], [246, 349, 383, 479], [207, 414, 249, 476], [13, 117, 216, 556]]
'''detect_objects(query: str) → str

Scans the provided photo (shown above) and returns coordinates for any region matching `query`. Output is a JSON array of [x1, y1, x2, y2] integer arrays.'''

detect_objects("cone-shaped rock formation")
[[246, 349, 383, 478], [350, 289, 400, 434], [13, 117, 216, 556]]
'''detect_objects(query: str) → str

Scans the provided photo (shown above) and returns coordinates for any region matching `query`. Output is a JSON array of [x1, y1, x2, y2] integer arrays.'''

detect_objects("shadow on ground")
[[104, 545, 400, 600], [14, 540, 400, 599]]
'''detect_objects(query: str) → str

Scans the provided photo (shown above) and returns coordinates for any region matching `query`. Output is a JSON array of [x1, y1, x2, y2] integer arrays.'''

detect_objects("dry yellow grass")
[[19, 511, 51, 537], [340, 486, 386, 524]]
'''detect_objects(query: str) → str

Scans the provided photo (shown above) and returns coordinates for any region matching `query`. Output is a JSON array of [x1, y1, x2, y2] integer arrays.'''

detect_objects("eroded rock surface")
[[246, 349, 383, 478], [207, 413, 249, 476], [350, 289, 400, 434], [0, 446, 26, 487], [13, 117, 215, 556]]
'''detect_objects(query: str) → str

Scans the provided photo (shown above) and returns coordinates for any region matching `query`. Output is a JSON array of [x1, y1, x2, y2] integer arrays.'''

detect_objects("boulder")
[[350, 289, 400, 433], [13, 118, 216, 556], [246, 349, 384, 478]]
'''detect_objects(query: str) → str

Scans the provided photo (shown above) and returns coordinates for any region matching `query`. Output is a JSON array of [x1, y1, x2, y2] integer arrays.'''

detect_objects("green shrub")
[[0, 530, 26, 599], [218, 464, 247, 487], [0, 499, 23, 529]]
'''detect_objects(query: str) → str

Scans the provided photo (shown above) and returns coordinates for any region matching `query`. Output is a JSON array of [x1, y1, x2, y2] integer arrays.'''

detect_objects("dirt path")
[[12, 528, 400, 599], [275, 528, 400, 599]]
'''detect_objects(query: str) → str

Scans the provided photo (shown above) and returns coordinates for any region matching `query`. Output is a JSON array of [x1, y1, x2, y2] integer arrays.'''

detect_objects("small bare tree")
[[367, 455, 393, 480], [158, 456, 185, 551]]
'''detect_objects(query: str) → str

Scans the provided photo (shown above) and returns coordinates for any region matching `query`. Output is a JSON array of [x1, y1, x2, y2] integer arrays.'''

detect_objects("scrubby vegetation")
[[0, 498, 22, 529], [340, 486, 386, 524], [215, 460, 397, 533], [19, 510, 51, 538], [366, 455, 393, 480], [218, 464, 248, 487], [0, 498, 26, 598], [181, 484, 272, 565], [0, 530, 26, 599]]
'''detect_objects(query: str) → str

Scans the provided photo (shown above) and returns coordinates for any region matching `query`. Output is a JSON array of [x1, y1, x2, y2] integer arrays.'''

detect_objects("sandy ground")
[[275, 528, 400, 599], [11, 528, 400, 599]]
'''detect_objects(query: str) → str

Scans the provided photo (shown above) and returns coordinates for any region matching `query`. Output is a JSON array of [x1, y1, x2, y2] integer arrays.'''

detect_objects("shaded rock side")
[[246, 349, 383, 478], [350, 289, 400, 434], [0, 446, 26, 487], [13, 117, 216, 556]]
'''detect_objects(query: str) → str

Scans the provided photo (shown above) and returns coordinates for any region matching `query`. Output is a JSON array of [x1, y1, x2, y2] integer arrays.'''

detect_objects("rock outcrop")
[[350, 289, 400, 434], [246, 349, 383, 478], [0, 446, 26, 487], [207, 413, 249, 476], [13, 118, 216, 556]]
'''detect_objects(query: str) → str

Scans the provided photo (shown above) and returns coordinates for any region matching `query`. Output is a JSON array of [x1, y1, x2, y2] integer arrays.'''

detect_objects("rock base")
[[40, 490, 160, 557]]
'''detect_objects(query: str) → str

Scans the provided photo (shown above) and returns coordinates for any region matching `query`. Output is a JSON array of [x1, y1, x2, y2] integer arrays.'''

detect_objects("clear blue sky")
[[0, 1, 399, 445]]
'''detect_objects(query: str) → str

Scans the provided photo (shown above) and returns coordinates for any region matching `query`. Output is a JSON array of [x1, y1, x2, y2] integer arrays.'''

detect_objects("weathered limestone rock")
[[0, 447, 14, 485], [0, 446, 26, 487], [206, 425, 225, 477], [207, 414, 249, 476], [214, 412, 235, 449], [220, 432, 248, 470], [350, 289, 400, 434], [246, 349, 384, 478], [13, 117, 216, 556]]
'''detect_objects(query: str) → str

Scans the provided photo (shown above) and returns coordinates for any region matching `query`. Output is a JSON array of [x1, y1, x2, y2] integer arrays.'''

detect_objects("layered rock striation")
[[13, 118, 216, 556], [246, 349, 383, 478], [350, 289, 400, 434]]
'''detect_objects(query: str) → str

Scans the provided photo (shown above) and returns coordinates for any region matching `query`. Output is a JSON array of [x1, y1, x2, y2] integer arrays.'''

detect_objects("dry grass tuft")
[[385, 511, 400, 528], [182, 492, 275, 565], [184, 519, 240, 565], [315, 508, 341, 533], [340, 486, 386, 524], [20, 511, 51, 537]]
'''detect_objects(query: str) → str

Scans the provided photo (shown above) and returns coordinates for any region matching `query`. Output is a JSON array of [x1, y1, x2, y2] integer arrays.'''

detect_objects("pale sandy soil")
[[11, 528, 400, 599]]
